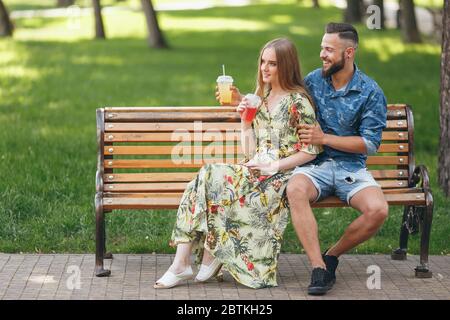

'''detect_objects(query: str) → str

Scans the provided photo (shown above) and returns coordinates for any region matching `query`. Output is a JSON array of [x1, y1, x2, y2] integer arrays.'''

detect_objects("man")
[[216, 23, 388, 296]]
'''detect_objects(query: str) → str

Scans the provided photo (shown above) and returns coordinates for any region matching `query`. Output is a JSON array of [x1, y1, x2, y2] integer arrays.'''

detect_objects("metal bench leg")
[[103, 211, 113, 260], [95, 194, 111, 277], [391, 205, 412, 260], [415, 200, 433, 278]]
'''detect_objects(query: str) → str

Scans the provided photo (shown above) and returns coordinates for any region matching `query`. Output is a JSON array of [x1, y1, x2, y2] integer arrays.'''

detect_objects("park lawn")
[[0, 2, 449, 255]]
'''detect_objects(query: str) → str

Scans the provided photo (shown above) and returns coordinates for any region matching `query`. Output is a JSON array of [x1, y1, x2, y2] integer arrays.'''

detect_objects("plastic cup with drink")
[[217, 65, 233, 104], [242, 93, 261, 123]]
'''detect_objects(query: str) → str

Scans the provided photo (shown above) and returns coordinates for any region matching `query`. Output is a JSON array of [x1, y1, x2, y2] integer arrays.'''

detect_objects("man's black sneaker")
[[307, 267, 334, 296], [322, 251, 339, 285]]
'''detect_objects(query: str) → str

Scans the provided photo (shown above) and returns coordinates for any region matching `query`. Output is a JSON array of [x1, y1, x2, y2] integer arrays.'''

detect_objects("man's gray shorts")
[[291, 159, 381, 204]]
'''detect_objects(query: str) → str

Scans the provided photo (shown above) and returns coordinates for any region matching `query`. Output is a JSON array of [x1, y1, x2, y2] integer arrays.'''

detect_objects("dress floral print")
[[170, 91, 321, 289]]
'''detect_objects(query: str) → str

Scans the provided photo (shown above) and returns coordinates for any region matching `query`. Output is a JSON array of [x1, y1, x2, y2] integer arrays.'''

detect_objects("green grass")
[[0, 3, 449, 256]]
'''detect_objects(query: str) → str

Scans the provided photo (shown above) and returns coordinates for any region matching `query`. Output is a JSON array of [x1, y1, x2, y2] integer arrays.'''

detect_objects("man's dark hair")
[[325, 22, 359, 48]]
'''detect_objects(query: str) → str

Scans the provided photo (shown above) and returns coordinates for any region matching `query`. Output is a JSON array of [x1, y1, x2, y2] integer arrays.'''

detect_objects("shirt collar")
[[325, 64, 363, 96]]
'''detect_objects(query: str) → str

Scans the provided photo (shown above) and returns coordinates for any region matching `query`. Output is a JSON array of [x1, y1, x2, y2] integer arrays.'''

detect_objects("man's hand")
[[297, 123, 326, 145], [215, 85, 243, 106]]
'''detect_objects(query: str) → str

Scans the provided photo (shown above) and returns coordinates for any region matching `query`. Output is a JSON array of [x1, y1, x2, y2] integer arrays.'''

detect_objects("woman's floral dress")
[[170, 91, 321, 289]]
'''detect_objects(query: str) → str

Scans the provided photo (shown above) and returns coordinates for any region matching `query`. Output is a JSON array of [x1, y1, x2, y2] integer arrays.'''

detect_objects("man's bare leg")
[[326, 187, 389, 257], [286, 174, 325, 269]]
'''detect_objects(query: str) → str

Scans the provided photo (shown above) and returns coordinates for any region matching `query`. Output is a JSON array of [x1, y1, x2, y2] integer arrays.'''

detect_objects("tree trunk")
[[141, 0, 168, 49], [312, 0, 320, 8], [0, 0, 13, 37], [92, 0, 106, 39], [57, 0, 75, 7], [439, 0, 450, 196], [344, 0, 363, 23], [399, 0, 421, 43], [373, 0, 385, 29]]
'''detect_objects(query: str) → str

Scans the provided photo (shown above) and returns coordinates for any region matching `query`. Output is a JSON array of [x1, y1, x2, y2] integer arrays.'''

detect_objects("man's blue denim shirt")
[[304, 65, 387, 172]]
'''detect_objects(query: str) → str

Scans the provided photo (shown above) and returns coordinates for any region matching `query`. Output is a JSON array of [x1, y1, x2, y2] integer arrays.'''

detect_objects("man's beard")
[[322, 52, 345, 78]]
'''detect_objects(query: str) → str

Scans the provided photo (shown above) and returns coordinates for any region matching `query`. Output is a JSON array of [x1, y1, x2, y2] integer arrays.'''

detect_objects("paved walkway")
[[0, 253, 449, 300]]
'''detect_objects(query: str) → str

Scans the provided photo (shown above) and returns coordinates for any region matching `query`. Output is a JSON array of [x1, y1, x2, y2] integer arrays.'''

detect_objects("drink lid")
[[217, 75, 233, 83], [244, 93, 261, 107]]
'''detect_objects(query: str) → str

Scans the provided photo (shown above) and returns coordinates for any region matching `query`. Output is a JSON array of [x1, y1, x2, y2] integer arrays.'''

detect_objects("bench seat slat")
[[103, 192, 425, 210], [105, 112, 240, 122], [381, 131, 408, 141], [103, 179, 411, 192], [104, 144, 406, 155], [103, 170, 409, 183], [104, 156, 409, 168], [104, 122, 241, 132], [386, 120, 408, 129], [105, 131, 409, 143], [104, 145, 241, 155], [105, 132, 240, 142], [105, 106, 237, 113]]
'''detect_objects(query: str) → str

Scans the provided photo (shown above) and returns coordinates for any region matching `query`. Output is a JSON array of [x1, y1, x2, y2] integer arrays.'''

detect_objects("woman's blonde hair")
[[255, 38, 314, 107]]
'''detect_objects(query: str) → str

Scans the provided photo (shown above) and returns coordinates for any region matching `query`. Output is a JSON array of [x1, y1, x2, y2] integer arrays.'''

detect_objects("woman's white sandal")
[[154, 266, 194, 289], [195, 259, 223, 282]]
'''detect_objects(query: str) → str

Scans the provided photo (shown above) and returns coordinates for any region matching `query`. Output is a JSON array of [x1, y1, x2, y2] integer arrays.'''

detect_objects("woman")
[[155, 38, 321, 289]]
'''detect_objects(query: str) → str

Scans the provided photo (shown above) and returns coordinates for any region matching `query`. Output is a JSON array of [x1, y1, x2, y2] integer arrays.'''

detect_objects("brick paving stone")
[[1, 253, 449, 300]]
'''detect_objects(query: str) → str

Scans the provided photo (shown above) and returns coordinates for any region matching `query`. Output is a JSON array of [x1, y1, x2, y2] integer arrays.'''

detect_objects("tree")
[[92, 0, 106, 39], [344, 0, 363, 23], [141, 0, 168, 49], [0, 0, 13, 37], [57, 0, 75, 7], [439, 0, 450, 196], [399, 0, 421, 43]]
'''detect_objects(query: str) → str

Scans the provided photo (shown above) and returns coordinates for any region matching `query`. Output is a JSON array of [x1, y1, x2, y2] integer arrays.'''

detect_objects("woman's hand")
[[237, 98, 252, 129], [215, 85, 243, 106], [243, 160, 279, 175]]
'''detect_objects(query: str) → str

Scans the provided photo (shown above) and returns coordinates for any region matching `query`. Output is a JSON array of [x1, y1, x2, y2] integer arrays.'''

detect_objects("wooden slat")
[[104, 170, 408, 183], [387, 109, 406, 119], [367, 156, 408, 165], [104, 172, 197, 183], [104, 180, 410, 193], [381, 131, 408, 141], [105, 192, 182, 198], [105, 132, 240, 142], [103, 196, 182, 210], [104, 157, 409, 171], [102, 192, 425, 210], [104, 159, 240, 169], [105, 106, 236, 113], [105, 183, 187, 192], [104, 112, 240, 122], [386, 120, 408, 129], [386, 104, 407, 110], [370, 169, 408, 179], [377, 143, 409, 153], [378, 180, 411, 188], [108, 131, 408, 142], [104, 145, 242, 155], [312, 193, 425, 208], [104, 122, 241, 132], [105, 105, 403, 112]]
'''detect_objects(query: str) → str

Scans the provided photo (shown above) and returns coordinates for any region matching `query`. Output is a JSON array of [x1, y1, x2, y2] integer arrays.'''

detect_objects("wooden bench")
[[95, 104, 433, 278]]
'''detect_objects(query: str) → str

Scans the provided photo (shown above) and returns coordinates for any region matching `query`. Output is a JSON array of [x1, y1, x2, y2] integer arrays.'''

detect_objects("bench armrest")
[[412, 165, 431, 191]]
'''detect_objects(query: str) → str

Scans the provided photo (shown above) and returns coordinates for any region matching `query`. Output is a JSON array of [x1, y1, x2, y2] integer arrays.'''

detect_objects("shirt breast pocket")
[[337, 105, 360, 128]]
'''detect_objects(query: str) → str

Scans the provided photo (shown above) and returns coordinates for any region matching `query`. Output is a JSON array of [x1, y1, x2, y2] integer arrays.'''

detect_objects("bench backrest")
[[96, 104, 414, 208]]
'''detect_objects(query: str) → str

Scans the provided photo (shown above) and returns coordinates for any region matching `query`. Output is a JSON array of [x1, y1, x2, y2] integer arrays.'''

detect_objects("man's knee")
[[364, 201, 389, 226]]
